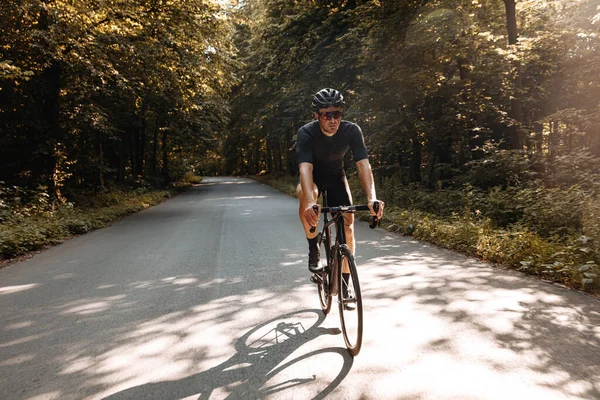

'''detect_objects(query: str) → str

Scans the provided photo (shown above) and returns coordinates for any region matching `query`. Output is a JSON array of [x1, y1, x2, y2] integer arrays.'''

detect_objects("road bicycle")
[[309, 188, 380, 356]]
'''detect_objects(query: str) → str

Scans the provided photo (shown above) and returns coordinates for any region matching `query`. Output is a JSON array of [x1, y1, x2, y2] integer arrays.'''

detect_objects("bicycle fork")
[[330, 243, 339, 296]]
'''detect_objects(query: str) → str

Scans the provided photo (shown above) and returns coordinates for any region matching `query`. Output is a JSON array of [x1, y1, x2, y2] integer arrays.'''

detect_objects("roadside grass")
[[253, 173, 599, 296], [0, 180, 197, 263]]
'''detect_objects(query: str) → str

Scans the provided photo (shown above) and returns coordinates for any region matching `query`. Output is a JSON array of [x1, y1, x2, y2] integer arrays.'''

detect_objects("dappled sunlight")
[[0, 333, 49, 348], [202, 195, 269, 201], [62, 301, 112, 316], [60, 294, 130, 316], [0, 354, 36, 367], [27, 392, 62, 400], [279, 249, 303, 266], [54, 273, 76, 279], [280, 259, 303, 267], [97, 284, 117, 289], [198, 180, 252, 186], [355, 244, 600, 399], [162, 276, 199, 285], [0, 283, 40, 295], [5, 321, 33, 330], [0, 257, 353, 400]]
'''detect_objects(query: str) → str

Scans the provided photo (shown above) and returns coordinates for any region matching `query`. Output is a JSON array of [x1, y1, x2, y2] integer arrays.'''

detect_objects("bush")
[[183, 172, 202, 184], [464, 148, 540, 190], [545, 151, 600, 191]]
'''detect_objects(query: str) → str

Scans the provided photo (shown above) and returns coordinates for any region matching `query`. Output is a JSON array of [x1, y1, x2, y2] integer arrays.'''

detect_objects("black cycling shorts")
[[298, 174, 352, 207]]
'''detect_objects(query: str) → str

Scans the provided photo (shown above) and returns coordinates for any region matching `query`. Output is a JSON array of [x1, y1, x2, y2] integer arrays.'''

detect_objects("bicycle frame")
[[315, 189, 376, 296]]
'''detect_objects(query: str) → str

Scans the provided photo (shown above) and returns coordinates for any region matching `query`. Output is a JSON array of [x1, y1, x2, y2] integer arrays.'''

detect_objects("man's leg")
[[337, 176, 354, 274], [342, 213, 355, 274], [340, 180, 356, 308]]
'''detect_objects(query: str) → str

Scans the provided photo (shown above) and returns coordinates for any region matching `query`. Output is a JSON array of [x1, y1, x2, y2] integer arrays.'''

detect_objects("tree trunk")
[[118, 132, 127, 183], [138, 115, 146, 177], [287, 123, 297, 175], [152, 115, 160, 177], [41, 60, 63, 202], [129, 129, 136, 178], [38, 3, 64, 201], [532, 120, 544, 155], [277, 137, 283, 172], [410, 133, 422, 183], [266, 137, 273, 172], [98, 131, 106, 190], [503, 0, 524, 150], [549, 120, 559, 161], [162, 128, 169, 182]]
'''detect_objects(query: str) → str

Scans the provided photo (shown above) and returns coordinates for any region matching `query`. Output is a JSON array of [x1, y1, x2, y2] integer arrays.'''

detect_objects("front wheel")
[[338, 245, 363, 356]]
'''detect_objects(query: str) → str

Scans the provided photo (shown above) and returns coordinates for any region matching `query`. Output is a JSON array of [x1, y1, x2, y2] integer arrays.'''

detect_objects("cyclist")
[[296, 88, 385, 279]]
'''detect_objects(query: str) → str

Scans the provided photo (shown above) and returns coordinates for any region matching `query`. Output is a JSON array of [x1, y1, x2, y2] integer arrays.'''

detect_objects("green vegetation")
[[1, 0, 236, 197], [0, 185, 190, 262]]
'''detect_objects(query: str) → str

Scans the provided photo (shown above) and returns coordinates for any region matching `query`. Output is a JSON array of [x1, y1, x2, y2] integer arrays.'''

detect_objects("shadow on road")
[[102, 310, 351, 400]]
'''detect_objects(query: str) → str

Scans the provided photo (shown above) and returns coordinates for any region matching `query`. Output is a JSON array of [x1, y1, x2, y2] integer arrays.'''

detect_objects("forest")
[[1, 1, 599, 291]]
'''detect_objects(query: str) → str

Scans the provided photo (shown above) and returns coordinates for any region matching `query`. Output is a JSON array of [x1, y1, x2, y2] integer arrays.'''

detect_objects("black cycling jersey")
[[296, 120, 368, 184]]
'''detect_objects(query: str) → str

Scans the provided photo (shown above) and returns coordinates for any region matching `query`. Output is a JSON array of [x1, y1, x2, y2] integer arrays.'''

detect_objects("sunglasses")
[[319, 111, 343, 120]]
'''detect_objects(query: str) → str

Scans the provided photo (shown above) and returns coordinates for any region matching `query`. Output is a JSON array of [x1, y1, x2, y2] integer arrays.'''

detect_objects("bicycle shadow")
[[103, 310, 352, 400]]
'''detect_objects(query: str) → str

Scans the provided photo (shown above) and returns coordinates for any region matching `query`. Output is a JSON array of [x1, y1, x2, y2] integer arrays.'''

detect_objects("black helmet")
[[311, 88, 345, 111]]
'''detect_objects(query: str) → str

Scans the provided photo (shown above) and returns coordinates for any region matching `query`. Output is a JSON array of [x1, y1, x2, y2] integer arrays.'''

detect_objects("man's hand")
[[368, 200, 385, 219], [303, 203, 321, 228]]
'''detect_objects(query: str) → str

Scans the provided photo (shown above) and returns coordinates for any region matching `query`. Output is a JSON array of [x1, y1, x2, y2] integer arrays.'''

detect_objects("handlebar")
[[309, 201, 380, 233]]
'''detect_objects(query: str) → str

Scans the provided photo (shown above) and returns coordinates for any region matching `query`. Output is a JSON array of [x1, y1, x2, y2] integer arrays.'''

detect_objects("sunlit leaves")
[[0, 0, 238, 191]]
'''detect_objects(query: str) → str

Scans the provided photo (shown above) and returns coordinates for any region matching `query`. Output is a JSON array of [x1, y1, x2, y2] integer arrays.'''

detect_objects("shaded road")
[[1, 177, 599, 399]]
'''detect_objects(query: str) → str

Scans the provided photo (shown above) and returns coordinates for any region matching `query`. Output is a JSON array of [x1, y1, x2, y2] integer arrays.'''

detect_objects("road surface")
[[1, 177, 599, 399]]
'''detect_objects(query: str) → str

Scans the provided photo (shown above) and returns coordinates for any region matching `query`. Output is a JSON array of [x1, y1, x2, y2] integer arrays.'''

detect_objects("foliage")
[[0, 0, 238, 199], [227, 0, 599, 190], [183, 172, 203, 184]]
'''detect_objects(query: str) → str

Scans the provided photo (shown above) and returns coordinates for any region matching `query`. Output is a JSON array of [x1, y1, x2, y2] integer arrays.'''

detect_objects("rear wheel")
[[338, 245, 363, 356], [317, 237, 332, 315]]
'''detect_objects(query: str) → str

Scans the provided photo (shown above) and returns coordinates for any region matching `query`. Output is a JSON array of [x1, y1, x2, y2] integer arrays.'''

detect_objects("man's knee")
[[344, 214, 355, 231]]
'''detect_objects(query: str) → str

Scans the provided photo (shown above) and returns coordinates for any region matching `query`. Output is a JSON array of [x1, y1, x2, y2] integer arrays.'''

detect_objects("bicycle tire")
[[338, 244, 363, 356], [317, 237, 332, 315]]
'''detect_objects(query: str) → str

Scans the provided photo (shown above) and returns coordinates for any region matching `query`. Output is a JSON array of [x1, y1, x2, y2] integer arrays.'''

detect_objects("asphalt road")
[[1, 177, 599, 400]]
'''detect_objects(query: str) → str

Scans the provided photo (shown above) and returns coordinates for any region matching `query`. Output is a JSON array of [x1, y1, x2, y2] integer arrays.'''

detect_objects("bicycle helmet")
[[311, 88, 345, 112]]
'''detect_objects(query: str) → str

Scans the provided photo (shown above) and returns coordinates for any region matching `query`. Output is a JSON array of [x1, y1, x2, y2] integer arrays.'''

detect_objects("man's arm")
[[356, 159, 384, 218], [299, 162, 319, 226], [299, 162, 315, 203]]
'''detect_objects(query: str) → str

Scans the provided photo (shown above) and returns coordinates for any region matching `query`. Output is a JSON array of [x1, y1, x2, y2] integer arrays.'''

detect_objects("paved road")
[[1, 177, 599, 400]]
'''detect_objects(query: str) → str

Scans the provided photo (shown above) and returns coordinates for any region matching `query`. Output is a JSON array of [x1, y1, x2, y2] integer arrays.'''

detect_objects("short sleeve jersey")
[[296, 120, 368, 183]]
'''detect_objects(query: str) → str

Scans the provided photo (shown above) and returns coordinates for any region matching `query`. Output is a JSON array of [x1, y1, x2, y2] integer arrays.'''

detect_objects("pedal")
[[310, 274, 321, 284]]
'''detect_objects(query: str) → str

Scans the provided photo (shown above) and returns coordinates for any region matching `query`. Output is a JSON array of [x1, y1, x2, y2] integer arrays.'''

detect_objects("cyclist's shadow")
[[103, 309, 352, 400]]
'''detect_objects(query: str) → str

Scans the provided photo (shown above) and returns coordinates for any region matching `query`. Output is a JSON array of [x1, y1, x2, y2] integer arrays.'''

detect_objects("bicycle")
[[309, 188, 380, 356]]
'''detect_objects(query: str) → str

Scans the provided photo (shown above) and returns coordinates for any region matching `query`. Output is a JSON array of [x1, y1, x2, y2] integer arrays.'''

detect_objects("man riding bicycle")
[[296, 88, 385, 277]]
